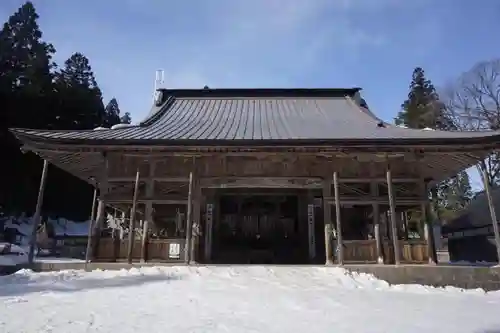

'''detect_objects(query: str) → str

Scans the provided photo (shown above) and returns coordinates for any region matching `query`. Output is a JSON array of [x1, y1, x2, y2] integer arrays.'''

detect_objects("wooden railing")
[[95, 238, 186, 262], [95, 238, 428, 264], [343, 240, 429, 264]]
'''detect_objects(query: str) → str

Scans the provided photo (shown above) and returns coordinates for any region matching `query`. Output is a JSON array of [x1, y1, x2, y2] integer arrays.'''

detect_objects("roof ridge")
[[156, 87, 362, 99], [344, 95, 384, 124]]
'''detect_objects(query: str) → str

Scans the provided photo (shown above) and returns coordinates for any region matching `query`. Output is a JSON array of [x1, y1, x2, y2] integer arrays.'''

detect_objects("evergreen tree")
[[104, 97, 121, 127], [0, 1, 56, 213], [0, 2, 107, 220], [438, 171, 473, 222], [396, 67, 452, 130], [0, 1, 55, 94], [397, 67, 472, 225], [120, 112, 132, 124], [54, 52, 105, 129]]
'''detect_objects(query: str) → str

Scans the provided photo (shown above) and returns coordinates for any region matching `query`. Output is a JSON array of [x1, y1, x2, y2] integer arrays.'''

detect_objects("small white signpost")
[[169, 243, 181, 259]]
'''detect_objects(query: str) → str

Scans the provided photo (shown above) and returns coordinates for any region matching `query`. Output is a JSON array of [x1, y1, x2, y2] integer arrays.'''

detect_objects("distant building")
[[442, 188, 500, 263]]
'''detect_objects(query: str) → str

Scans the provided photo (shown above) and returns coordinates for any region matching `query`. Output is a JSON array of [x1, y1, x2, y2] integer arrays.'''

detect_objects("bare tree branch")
[[441, 59, 500, 186]]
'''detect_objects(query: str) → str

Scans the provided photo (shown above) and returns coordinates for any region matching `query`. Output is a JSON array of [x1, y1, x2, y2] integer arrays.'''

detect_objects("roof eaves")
[[139, 95, 176, 127], [11, 134, 500, 148]]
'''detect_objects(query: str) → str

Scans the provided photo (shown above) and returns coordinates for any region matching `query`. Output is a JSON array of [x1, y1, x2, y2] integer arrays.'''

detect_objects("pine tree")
[[397, 67, 471, 225], [396, 67, 456, 131], [55, 52, 105, 129], [0, 1, 56, 213], [438, 171, 473, 222], [120, 112, 132, 124], [57, 52, 98, 89], [0, 2, 101, 220], [104, 97, 121, 127], [0, 1, 55, 94]]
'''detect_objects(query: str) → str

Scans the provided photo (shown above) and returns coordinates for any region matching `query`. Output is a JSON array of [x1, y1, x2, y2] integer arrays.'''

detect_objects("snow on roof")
[[111, 123, 134, 130], [2, 214, 90, 237], [48, 218, 90, 237], [3, 215, 32, 236]]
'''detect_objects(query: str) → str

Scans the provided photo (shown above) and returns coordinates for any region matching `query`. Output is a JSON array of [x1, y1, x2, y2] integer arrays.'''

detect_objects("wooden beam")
[[28, 159, 49, 264], [85, 188, 98, 268], [105, 199, 187, 205], [324, 197, 425, 205], [127, 169, 141, 264], [109, 176, 188, 183], [185, 171, 194, 264], [108, 176, 421, 185], [333, 171, 344, 265], [386, 165, 401, 265], [323, 177, 334, 265], [338, 177, 419, 184], [481, 169, 500, 263]]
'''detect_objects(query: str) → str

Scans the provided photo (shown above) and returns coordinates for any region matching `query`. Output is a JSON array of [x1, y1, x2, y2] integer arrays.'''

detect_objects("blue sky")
[[2, 0, 499, 189]]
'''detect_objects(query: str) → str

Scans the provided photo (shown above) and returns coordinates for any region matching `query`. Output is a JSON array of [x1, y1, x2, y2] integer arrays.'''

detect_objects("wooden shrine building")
[[9, 88, 500, 265]]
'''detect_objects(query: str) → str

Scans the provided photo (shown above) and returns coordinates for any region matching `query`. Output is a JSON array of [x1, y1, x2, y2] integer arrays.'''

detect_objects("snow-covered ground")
[[1, 266, 500, 333], [1, 242, 85, 266]]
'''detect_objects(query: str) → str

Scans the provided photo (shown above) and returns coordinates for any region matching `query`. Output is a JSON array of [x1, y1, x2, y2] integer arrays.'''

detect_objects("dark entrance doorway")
[[213, 194, 305, 264]]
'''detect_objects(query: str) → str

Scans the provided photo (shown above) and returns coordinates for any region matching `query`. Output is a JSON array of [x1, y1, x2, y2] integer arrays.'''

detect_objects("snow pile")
[[93, 126, 107, 131], [110, 123, 134, 130], [1, 266, 500, 332], [0, 243, 28, 266]]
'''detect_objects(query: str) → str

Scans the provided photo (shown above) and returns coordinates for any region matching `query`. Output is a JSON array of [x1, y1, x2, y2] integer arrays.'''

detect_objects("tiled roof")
[[442, 187, 500, 233], [10, 88, 500, 144]]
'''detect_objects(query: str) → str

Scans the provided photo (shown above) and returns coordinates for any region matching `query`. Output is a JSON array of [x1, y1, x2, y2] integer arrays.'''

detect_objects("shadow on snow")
[[0, 271, 184, 297]]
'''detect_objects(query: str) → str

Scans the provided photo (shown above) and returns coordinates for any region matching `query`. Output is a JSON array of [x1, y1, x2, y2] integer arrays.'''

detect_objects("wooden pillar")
[[370, 182, 384, 264], [333, 171, 344, 265], [204, 202, 214, 262], [84, 187, 98, 268], [185, 171, 194, 264], [93, 153, 110, 258], [307, 194, 316, 262], [481, 170, 500, 263], [119, 210, 126, 240], [401, 212, 409, 240], [141, 162, 155, 262], [420, 199, 436, 264], [323, 177, 334, 265], [190, 179, 201, 264], [141, 205, 152, 262], [127, 168, 141, 264], [418, 163, 437, 264], [28, 159, 49, 264], [91, 199, 106, 261], [386, 166, 401, 265]]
